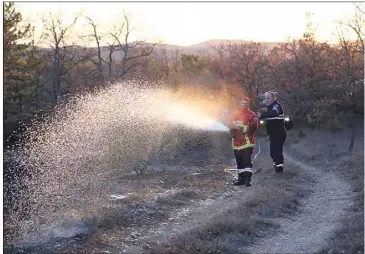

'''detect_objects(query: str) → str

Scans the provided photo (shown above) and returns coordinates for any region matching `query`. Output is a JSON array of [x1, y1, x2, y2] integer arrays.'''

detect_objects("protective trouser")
[[233, 148, 253, 186], [269, 131, 286, 172]]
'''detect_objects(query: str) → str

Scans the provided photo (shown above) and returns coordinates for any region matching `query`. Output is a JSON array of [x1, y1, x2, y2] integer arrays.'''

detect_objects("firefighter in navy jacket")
[[256, 91, 286, 173]]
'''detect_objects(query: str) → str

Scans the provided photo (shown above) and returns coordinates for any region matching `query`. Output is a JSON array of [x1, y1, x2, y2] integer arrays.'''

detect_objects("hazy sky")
[[15, 2, 361, 46]]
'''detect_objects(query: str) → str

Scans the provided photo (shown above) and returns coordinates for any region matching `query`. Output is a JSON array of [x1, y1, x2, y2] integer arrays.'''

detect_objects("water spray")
[[4, 80, 235, 246]]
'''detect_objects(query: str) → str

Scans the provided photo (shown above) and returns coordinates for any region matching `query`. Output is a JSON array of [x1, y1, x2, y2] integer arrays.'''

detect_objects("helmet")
[[240, 96, 250, 106]]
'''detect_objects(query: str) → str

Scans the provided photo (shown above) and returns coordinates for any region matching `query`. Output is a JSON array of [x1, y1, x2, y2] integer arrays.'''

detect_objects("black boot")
[[234, 173, 246, 186], [245, 177, 252, 187], [275, 165, 283, 173], [242, 171, 253, 187], [273, 163, 277, 172]]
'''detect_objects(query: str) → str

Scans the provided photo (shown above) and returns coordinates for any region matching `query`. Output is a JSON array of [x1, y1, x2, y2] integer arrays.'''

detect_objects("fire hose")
[[224, 114, 292, 179]]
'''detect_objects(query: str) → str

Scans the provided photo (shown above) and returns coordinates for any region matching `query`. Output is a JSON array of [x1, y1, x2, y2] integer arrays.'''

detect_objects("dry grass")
[[148, 212, 280, 254], [96, 173, 216, 231], [318, 150, 364, 254], [147, 146, 313, 253], [287, 128, 363, 254], [156, 190, 205, 207], [148, 128, 365, 254], [8, 127, 361, 254]]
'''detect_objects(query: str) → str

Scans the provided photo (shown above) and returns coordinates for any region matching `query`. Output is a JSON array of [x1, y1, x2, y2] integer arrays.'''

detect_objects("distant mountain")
[[189, 39, 251, 47], [155, 39, 282, 56], [39, 39, 283, 62]]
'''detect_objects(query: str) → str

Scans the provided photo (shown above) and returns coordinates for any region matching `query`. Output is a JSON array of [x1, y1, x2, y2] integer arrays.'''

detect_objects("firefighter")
[[256, 91, 286, 173], [228, 96, 258, 186]]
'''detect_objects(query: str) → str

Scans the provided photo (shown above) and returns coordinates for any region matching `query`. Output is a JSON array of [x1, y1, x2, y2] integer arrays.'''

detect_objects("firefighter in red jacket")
[[228, 96, 258, 186]]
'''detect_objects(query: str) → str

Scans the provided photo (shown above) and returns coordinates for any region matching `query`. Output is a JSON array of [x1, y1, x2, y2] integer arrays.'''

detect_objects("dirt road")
[[5, 129, 363, 254], [244, 153, 353, 253]]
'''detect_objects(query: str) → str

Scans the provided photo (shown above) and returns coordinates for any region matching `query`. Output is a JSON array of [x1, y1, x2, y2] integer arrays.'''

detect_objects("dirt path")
[[244, 153, 354, 254], [6, 134, 357, 254], [124, 179, 259, 253], [124, 143, 354, 254]]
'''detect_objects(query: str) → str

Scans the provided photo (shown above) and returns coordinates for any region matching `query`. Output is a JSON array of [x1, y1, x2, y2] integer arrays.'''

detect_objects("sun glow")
[[15, 2, 360, 46]]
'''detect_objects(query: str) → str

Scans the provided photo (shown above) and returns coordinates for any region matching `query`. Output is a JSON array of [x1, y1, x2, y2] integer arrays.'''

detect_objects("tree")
[[40, 12, 81, 103], [266, 13, 338, 127], [81, 15, 105, 84], [81, 11, 156, 83], [4, 2, 31, 65], [4, 2, 31, 102], [211, 42, 268, 99], [3, 2, 43, 136], [109, 11, 156, 81], [171, 46, 181, 72], [334, 4, 364, 152], [152, 45, 170, 78], [180, 54, 204, 74]]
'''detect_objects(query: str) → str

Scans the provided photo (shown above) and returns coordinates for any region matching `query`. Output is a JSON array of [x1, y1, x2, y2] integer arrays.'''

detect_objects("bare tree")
[[81, 15, 105, 84], [81, 11, 156, 83], [335, 4, 364, 152], [343, 4, 364, 54], [41, 12, 81, 103], [171, 46, 181, 72], [80, 15, 122, 83], [216, 41, 268, 98], [153, 45, 170, 78], [108, 11, 156, 81]]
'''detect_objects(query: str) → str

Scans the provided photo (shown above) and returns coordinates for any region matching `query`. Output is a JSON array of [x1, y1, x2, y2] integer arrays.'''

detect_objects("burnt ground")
[[3, 127, 364, 254]]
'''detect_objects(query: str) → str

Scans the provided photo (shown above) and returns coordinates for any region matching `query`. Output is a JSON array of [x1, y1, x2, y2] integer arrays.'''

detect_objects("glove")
[[229, 129, 238, 138], [246, 124, 254, 136]]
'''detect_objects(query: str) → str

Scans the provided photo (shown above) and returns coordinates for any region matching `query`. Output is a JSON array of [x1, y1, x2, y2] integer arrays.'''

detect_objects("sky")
[[15, 2, 362, 46]]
